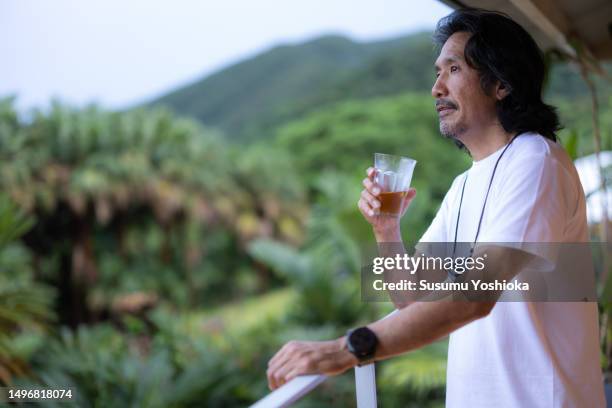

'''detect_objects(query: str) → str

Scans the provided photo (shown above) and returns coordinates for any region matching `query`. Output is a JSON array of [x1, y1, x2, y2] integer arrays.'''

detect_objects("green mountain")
[[147, 31, 609, 142], [147, 32, 438, 141]]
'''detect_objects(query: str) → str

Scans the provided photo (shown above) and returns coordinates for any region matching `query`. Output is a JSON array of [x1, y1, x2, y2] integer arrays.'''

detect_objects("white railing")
[[249, 374, 327, 408], [250, 364, 377, 408], [250, 311, 397, 408]]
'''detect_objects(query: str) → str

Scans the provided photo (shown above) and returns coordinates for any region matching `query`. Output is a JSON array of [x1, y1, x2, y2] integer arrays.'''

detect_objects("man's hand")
[[266, 338, 358, 390], [358, 167, 416, 241]]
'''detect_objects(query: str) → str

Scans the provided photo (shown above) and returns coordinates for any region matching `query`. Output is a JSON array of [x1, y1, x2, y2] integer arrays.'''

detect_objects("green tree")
[[0, 98, 307, 325], [0, 194, 54, 385]]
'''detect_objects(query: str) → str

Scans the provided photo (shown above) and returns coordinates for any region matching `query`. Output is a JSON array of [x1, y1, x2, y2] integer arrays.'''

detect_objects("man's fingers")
[[268, 341, 295, 370], [358, 197, 376, 218], [361, 189, 380, 210], [267, 341, 303, 389], [266, 366, 280, 390], [267, 357, 296, 390], [362, 177, 381, 196], [267, 359, 287, 390], [275, 363, 295, 387], [281, 356, 318, 387], [267, 369, 276, 390]]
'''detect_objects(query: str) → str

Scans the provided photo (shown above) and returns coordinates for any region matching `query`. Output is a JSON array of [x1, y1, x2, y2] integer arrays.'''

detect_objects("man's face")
[[432, 32, 498, 139]]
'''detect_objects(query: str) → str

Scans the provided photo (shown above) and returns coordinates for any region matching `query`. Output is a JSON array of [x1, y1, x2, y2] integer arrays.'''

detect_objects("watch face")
[[349, 327, 377, 357]]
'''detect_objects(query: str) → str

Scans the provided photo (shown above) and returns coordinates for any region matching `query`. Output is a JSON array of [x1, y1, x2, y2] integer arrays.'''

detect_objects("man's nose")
[[431, 76, 447, 98]]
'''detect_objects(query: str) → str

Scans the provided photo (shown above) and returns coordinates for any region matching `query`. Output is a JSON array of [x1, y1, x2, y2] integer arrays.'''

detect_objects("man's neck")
[[458, 124, 517, 161]]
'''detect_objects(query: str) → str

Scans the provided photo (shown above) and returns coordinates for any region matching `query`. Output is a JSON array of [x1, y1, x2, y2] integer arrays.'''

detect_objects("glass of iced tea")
[[374, 153, 417, 216]]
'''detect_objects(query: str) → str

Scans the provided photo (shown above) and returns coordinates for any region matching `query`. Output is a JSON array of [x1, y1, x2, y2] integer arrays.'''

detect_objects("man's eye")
[[450, 66, 459, 73]]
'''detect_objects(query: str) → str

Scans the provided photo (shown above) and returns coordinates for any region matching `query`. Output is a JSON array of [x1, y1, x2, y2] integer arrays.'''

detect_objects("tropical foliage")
[[0, 98, 307, 325], [0, 194, 53, 384]]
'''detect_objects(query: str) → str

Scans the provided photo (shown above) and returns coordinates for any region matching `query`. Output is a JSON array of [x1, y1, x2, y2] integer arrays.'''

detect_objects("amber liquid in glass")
[[379, 191, 408, 215]]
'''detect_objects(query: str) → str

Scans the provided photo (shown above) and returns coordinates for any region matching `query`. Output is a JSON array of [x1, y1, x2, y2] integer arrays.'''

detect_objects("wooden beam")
[[508, 0, 576, 57]]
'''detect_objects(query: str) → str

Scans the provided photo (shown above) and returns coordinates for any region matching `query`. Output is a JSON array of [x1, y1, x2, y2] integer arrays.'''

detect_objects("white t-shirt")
[[419, 133, 605, 408]]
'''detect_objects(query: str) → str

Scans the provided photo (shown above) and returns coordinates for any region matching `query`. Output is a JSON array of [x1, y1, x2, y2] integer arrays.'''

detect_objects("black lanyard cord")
[[452, 133, 521, 257]]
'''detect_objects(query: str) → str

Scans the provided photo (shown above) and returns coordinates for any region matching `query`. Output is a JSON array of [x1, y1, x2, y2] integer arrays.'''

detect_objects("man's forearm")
[[373, 226, 413, 309], [367, 300, 493, 361], [373, 226, 447, 307], [373, 223, 402, 243]]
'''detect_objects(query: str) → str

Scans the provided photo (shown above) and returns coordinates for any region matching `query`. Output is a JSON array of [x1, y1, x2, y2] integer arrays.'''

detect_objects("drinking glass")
[[374, 153, 417, 216]]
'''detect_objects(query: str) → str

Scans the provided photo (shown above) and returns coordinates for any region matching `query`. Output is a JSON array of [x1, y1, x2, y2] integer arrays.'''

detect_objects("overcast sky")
[[1, 0, 451, 111]]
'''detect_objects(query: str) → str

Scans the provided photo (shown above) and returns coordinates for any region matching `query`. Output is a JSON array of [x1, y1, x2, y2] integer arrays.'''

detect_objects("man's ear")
[[495, 82, 510, 101]]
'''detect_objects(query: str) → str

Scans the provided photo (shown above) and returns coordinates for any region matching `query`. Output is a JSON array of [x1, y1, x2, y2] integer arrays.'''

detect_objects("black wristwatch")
[[346, 327, 378, 363]]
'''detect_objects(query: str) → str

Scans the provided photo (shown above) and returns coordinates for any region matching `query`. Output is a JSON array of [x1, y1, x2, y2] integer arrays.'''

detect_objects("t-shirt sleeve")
[[478, 154, 572, 266]]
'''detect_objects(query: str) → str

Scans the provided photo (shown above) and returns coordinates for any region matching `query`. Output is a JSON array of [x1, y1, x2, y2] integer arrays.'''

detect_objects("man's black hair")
[[433, 8, 561, 142]]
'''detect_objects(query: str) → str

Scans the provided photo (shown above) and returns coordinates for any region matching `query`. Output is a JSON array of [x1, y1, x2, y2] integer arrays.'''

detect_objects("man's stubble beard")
[[439, 118, 467, 141]]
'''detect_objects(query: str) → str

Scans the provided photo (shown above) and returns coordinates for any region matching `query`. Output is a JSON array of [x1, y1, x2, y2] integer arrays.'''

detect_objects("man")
[[266, 9, 605, 407]]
